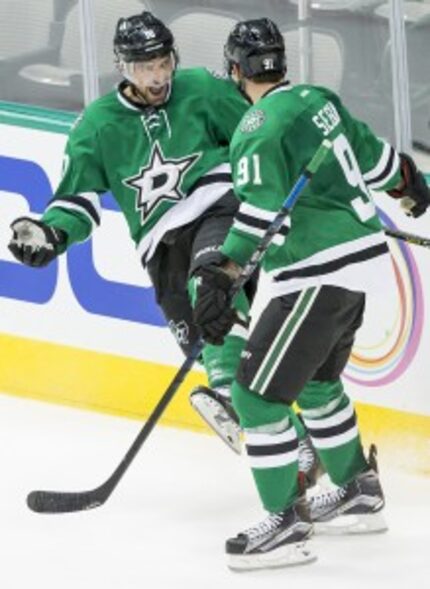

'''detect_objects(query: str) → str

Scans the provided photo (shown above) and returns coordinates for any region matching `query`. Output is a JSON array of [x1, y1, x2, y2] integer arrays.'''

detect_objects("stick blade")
[[27, 489, 105, 514]]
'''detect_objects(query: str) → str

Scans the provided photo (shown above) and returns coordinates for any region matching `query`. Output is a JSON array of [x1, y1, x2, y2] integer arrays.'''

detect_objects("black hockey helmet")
[[224, 18, 286, 78], [114, 11, 176, 63]]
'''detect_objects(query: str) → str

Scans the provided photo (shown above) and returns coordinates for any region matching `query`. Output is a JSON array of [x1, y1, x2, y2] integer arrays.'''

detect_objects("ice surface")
[[0, 393, 428, 589]]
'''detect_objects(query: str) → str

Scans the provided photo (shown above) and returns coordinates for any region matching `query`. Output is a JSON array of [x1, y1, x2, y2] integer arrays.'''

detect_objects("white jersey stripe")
[[45, 197, 100, 232], [362, 141, 400, 188], [267, 232, 386, 278], [301, 396, 344, 419], [304, 401, 354, 430], [362, 142, 392, 182], [310, 426, 359, 449], [238, 202, 278, 221], [244, 427, 297, 447], [232, 220, 265, 239], [366, 150, 400, 189]]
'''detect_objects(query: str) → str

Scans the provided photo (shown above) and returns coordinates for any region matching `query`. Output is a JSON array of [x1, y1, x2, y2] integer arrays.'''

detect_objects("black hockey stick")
[[26, 139, 332, 514], [384, 227, 430, 249]]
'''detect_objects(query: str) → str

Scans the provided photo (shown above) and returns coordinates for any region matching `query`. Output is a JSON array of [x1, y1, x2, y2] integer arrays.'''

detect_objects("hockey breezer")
[[26, 140, 332, 514]]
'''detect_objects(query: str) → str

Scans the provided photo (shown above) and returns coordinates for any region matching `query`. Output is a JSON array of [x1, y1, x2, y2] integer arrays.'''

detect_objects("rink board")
[[1, 330, 429, 475], [0, 103, 429, 470]]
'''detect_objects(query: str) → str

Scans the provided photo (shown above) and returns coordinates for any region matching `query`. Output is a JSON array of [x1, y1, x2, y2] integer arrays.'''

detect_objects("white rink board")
[[0, 123, 184, 367], [1, 120, 430, 417]]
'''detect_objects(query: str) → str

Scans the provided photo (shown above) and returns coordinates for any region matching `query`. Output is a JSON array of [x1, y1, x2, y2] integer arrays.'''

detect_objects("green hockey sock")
[[202, 334, 246, 390], [298, 380, 367, 486], [231, 381, 300, 512]]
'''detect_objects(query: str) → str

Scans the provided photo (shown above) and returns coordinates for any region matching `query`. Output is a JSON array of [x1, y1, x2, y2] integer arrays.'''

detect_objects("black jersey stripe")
[[190, 172, 232, 192], [365, 146, 396, 186], [235, 211, 290, 236], [306, 413, 357, 439], [246, 438, 298, 457], [47, 195, 101, 225], [274, 242, 389, 282]]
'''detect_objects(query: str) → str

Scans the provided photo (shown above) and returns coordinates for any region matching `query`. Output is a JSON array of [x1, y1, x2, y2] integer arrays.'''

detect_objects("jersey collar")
[[261, 80, 291, 99]]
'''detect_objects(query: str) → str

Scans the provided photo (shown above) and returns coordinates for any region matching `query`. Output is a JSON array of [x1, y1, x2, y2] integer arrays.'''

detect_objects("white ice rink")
[[1, 392, 429, 589]]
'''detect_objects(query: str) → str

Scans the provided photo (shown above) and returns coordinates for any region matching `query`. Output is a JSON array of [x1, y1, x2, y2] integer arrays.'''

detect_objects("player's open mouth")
[[149, 86, 166, 97]]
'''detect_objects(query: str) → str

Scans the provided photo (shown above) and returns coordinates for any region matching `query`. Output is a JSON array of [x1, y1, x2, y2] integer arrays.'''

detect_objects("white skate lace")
[[243, 513, 284, 540], [310, 486, 347, 509], [298, 438, 315, 473]]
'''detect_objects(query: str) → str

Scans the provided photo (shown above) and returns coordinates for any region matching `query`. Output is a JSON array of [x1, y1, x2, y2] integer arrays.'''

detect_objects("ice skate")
[[310, 444, 387, 534], [226, 495, 316, 571], [189, 386, 241, 454]]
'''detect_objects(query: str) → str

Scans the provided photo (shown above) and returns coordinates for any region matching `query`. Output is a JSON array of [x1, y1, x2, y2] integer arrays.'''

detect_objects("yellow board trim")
[[1, 332, 429, 473], [0, 332, 206, 431]]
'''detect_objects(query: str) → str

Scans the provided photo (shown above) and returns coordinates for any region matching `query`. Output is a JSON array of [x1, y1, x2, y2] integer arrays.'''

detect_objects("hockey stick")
[[26, 139, 332, 514], [384, 227, 430, 249]]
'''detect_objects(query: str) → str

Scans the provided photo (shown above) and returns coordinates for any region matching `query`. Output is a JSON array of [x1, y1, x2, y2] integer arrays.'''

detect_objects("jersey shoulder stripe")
[[46, 192, 102, 229], [362, 142, 400, 189]]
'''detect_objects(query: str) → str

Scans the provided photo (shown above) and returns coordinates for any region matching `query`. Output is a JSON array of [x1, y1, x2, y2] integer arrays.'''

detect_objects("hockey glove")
[[193, 264, 238, 346], [8, 217, 67, 267], [387, 153, 430, 218]]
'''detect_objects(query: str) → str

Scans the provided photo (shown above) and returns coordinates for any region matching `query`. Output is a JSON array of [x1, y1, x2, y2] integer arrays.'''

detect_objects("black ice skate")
[[309, 444, 387, 534], [298, 435, 325, 488], [226, 495, 316, 571], [189, 386, 241, 454]]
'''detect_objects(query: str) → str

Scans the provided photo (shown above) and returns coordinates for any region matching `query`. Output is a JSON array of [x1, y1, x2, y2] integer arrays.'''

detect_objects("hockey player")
[[6, 10, 320, 469], [7, 11, 248, 453], [193, 18, 430, 570]]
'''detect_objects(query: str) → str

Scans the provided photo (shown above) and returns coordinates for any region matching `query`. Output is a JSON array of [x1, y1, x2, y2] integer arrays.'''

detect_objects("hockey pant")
[[146, 193, 257, 390]]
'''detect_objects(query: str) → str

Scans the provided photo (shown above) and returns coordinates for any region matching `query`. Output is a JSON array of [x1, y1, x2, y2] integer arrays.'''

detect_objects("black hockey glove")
[[8, 217, 67, 267], [193, 265, 238, 346], [387, 153, 430, 218]]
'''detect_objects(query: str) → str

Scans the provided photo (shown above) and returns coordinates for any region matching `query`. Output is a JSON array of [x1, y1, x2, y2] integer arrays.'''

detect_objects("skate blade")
[[190, 393, 242, 455], [314, 512, 388, 535], [227, 541, 317, 571]]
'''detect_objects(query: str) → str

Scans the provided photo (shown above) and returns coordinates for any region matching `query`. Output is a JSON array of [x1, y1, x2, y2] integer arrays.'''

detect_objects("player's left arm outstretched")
[[8, 113, 105, 268]]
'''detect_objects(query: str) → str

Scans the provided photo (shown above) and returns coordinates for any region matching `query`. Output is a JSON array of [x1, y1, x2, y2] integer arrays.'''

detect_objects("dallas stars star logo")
[[123, 141, 200, 222]]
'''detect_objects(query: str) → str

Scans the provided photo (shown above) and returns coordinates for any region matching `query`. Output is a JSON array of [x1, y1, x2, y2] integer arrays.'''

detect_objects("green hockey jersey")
[[221, 83, 402, 296], [42, 68, 249, 262]]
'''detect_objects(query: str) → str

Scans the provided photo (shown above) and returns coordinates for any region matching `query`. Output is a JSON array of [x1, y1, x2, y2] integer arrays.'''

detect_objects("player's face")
[[127, 54, 175, 105]]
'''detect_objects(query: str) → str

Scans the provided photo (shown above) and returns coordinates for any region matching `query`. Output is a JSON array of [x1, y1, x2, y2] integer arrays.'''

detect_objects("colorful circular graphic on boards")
[[344, 209, 424, 387]]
